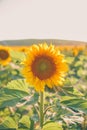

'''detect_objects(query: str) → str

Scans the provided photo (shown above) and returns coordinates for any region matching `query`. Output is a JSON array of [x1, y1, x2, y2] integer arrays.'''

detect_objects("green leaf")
[[74, 61, 83, 67], [17, 128, 30, 130], [77, 68, 83, 77], [7, 79, 29, 93], [61, 96, 87, 113], [78, 102, 87, 113], [42, 122, 63, 130], [0, 116, 17, 129], [66, 57, 74, 64], [19, 115, 30, 128], [10, 50, 26, 62], [0, 88, 29, 109], [0, 79, 29, 109]]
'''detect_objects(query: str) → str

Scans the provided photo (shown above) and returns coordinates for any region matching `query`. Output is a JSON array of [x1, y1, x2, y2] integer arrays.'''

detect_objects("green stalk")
[[40, 92, 44, 129]]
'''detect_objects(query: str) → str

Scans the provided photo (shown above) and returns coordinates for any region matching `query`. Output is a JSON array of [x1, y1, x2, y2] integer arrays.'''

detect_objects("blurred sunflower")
[[22, 43, 68, 91], [72, 47, 79, 56], [0, 46, 11, 66], [18, 46, 29, 53]]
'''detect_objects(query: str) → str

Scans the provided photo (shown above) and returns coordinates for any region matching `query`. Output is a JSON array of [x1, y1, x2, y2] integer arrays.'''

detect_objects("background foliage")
[[0, 44, 87, 130]]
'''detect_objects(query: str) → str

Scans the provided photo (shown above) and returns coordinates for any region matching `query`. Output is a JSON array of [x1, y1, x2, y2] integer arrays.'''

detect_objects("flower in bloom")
[[72, 47, 79, 56], [0, 46, 11, 66], [22, 43, 68, 91]]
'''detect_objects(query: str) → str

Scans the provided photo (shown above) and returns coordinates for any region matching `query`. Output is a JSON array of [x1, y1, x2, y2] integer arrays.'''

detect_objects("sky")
[[0, 0, 87, 41]]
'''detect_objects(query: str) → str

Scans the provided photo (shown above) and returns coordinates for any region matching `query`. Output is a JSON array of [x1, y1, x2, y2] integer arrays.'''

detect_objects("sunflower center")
[[39, 62, 47, 71], [31, 55, 56, 80], [0, 50, 9, 60]]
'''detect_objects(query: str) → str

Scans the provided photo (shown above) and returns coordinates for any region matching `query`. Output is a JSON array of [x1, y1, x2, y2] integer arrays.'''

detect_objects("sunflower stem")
[[40, 92, 44, 129]]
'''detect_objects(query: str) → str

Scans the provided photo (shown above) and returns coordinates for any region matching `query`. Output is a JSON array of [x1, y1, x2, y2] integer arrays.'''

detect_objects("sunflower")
[[0, 46, 11, 66], [22, 43, 68, 91], [72, 47, 78, 56]]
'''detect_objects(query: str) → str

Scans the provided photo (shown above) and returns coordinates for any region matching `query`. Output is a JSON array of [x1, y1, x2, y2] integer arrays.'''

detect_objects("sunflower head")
[[72, 47, 79, 56], [22, 43, 68, 91], [0, 46, 11, 66], [18, 46, 29, 53]]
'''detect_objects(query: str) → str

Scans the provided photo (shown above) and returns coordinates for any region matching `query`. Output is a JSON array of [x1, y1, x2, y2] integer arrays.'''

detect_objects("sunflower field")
[[0, 43, 87, 130]]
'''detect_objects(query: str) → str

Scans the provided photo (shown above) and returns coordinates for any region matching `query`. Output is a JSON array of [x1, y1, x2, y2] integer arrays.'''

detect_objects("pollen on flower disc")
[[31, 55, 56, 80]]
